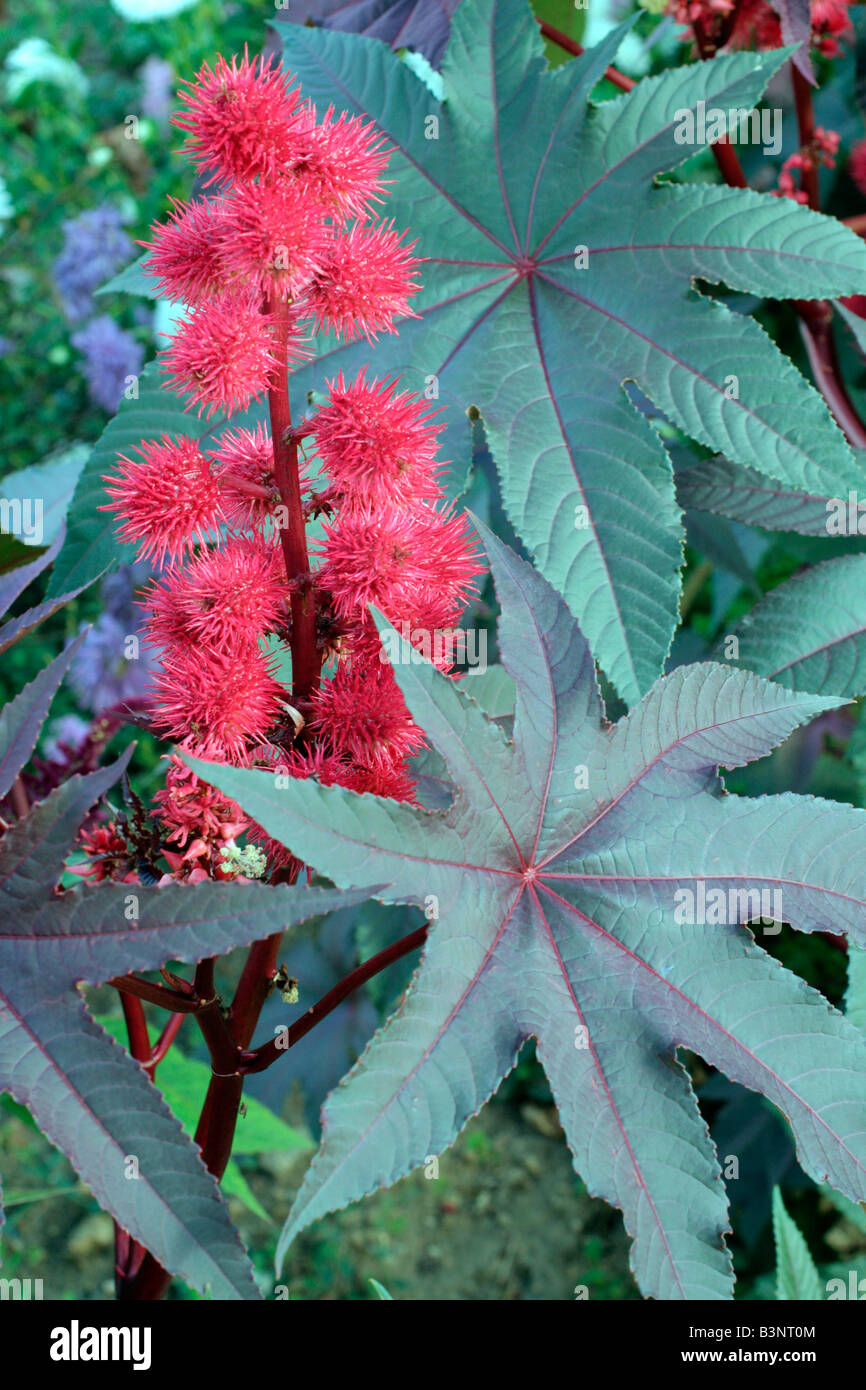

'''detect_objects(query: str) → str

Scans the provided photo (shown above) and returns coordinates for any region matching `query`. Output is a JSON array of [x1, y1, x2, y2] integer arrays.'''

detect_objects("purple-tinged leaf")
[[0, 527, 65, 621], [767, 0, 815, 82], [0, 585, 90, 656], [274, 0, 460, 67], [0, 749, 379, 1299], [190, 523, 866, 1300], [676, 452, 842, 535], [0, 632, 87, 799]]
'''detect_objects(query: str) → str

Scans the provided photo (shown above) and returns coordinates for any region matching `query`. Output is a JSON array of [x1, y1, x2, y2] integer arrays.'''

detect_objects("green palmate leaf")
[[0, 747, 375, 1299], [274, 0, 866, 702], [824, 944, 866, 1228], [189, 522, 866, 1300], [96, 255, 156, 300], [675, 452, 849, 535], [772, 1188, 823, 1300], [457, 663, 516, 718], [725, 554, 866, 695]]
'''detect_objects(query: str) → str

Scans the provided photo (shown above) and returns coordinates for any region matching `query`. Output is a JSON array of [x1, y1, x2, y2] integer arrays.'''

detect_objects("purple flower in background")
[[139, 55, 174, 129], [69, 561, 161, 713], [53, 205, 134, 322], [71, 315, 145, 412]]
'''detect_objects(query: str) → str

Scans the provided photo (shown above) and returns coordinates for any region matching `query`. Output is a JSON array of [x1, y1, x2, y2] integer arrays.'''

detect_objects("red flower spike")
[[811, 0, 852, 57], [302, 220, 421, 342], [153, 753, 250, 852], [312, 369, 444, 510], [150, 643, 284, 761], [161, 290, 287, 418], [141, 197, 228, 305], [173, 49, 304, 186], [220, 180, 327, 300], [102, 435, 224, 564]]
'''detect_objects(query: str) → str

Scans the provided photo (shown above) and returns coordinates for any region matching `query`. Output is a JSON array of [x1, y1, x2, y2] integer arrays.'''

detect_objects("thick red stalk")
[[240, 923, 429, 1074], [115, 994, 152, 1295], [266, 292, 321, 713], [793, 298, 866, 448]]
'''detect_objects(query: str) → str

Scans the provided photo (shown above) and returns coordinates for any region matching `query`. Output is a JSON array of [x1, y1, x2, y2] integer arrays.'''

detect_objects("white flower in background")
[[110, 0, 201, 20], [4, 37, 89, 102]]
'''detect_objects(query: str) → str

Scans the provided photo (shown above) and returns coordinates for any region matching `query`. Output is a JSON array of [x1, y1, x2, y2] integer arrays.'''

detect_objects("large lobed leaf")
[[190, 521, 866, 1300], [268, 0, 866, 703], [724, 553, 866, 697], [0, 748, 374, 1299]]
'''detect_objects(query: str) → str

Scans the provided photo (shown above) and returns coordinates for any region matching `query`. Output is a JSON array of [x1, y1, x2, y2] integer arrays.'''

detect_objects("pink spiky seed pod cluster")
[[141, 50, 421, 421], [101, 52, 484, 880]]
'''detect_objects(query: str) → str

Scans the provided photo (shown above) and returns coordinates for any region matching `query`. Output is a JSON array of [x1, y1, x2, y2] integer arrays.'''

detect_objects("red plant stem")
[[119, 990, 242, 1302], [793, 298, 866, 447], [266, 291, 320, 712], [844, 213, 866, 236], [707, 136, 749, 188], [120, 992, 151, 1060], [115, 993, 152, 1295], [240, 924, 429, 1075], [791, 64, 819, 210], [229, 932, 285, 1046], [110, 972, 201, 1012], [146, 1011, 185, 1074], [10, 776, 28, 819], [121, 305, 325, 1297], [536, 19, 634, 92], [118, 917, 427, 1300]]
